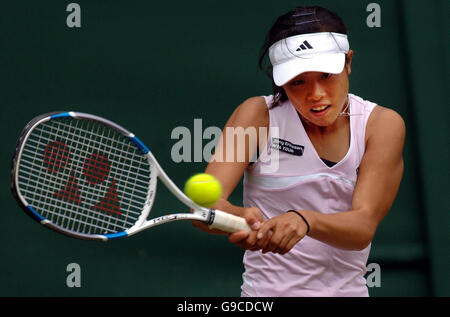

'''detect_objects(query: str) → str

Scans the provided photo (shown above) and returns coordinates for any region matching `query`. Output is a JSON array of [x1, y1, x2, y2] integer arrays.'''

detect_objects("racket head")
[[10, 111, 156, 241]]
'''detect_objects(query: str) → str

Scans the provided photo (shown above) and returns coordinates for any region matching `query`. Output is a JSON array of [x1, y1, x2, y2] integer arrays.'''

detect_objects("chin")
[[309, 115, 337, 127], [314, 120, 334, 127]]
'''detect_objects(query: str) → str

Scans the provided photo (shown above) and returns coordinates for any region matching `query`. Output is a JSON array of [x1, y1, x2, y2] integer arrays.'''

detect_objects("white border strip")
[[245, 172, 355, 189]]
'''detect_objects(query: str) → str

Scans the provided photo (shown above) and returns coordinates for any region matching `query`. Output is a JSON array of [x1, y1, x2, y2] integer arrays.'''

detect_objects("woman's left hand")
[[255, 211, 309, 255]]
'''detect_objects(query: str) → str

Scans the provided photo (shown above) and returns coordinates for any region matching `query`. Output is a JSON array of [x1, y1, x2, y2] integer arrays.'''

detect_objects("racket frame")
[[11, 111, 248, 241]]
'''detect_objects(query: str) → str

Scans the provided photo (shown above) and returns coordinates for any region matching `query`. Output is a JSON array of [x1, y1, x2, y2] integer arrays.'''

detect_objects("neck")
[[302, 116, 348, 136]]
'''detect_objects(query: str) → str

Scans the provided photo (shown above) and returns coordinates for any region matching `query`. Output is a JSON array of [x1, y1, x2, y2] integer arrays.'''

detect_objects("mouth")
[[310, 104, 331, 116]]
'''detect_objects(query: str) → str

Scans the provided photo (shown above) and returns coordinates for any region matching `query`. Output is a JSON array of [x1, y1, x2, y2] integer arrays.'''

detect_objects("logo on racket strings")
[[43, 140, 121, 216]]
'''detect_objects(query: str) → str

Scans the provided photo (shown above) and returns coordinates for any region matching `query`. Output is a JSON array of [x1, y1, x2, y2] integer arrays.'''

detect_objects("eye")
[[321, 73, 332, 79], [289, 79, 305, 86]]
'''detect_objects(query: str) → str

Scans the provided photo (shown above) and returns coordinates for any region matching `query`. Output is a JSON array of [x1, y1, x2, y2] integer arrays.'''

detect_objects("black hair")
[[258, 6, 348, 107]]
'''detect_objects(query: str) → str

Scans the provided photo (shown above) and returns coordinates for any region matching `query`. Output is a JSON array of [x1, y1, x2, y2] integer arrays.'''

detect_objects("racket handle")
[[208, 209, 251, 233]]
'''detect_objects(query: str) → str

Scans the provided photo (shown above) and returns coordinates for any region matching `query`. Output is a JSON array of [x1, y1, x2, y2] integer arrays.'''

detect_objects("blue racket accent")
[[104, 231, 128, 240], [27, 205, 45, 222], [50, 112, 72, 119], [129, 135, 150, 154]]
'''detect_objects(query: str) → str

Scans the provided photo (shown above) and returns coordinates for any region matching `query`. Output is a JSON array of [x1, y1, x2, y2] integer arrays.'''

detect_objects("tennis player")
[[193, 5, 405, 297]]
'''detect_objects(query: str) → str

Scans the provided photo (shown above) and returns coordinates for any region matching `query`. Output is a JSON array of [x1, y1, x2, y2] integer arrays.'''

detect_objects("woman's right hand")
[[228, 207, 265, 251]]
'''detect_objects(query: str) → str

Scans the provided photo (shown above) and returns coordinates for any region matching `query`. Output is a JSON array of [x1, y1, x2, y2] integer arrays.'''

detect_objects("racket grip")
[[208, 209, 251, 233]]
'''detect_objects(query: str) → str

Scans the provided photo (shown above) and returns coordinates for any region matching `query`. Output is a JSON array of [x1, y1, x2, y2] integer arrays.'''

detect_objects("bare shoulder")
[[227, 96, 269, 129], [366, 105, 406, 143]]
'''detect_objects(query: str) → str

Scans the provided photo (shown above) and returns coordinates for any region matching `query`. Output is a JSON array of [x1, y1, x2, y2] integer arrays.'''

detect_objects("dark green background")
[[0, 0, 448, 296]]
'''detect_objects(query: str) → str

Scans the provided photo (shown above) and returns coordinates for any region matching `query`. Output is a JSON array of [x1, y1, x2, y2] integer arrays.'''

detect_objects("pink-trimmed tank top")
[[241, 93, 377, 297]]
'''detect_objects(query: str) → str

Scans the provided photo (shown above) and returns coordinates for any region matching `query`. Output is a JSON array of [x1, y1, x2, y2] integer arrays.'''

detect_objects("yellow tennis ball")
[[184, 173, 222, 207]]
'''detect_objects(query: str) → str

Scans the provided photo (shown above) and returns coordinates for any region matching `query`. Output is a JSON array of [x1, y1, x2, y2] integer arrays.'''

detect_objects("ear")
[[345, 50, 354, 75]]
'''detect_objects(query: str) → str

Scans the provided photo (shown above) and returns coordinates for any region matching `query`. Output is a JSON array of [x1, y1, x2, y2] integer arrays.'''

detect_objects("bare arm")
[[255, 106, 406, 252], [191, 96, 269, 234]]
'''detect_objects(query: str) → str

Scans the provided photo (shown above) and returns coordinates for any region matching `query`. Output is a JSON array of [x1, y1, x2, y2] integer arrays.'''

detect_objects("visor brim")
[[273, 53, 346, 87]]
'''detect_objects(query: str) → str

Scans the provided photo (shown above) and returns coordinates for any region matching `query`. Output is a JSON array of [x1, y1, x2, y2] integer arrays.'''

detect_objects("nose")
[[307, 81, 326, 101]]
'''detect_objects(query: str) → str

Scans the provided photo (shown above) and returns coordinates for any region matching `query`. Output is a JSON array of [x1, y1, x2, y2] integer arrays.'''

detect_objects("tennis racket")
[[10, 111, 251, 241]]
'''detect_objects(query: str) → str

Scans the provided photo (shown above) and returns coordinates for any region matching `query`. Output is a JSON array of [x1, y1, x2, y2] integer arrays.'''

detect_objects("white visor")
[[269, 32, 349, 86]]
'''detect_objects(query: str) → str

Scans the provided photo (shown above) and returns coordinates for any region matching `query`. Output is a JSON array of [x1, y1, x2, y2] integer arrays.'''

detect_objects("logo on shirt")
[[271, 138, 304, 156]]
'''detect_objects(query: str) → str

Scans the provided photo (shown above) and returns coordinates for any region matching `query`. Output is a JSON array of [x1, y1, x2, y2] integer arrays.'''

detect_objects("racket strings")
[[21, 120, 145, 233], [21, 140, 151, 191], [17, 118, 153, 235]]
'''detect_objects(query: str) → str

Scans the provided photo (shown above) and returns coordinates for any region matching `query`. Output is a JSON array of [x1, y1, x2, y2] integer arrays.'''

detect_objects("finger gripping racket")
[[10, 111, 251, 241]]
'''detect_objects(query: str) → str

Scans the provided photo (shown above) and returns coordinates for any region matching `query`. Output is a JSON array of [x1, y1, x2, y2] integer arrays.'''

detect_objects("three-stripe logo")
[[296, 40, 313, 51]]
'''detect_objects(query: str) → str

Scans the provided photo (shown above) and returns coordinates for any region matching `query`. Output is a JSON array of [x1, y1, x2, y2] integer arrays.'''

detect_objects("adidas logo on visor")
[[296, 40, 313, 51]]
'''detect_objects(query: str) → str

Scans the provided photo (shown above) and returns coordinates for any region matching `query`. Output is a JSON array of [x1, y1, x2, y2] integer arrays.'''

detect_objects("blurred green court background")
[[0, 0, 448, 296]]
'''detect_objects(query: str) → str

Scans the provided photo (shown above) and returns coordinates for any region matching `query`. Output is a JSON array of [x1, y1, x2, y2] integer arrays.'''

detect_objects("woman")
[[193, 5, 405, 297]]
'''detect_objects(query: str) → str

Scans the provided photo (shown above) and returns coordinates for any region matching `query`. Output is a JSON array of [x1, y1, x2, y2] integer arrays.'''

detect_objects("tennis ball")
[[184, 173, 222, 207]]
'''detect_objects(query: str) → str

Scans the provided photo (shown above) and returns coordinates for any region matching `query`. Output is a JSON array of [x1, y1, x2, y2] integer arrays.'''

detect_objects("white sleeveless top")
[[241, 93, 377, 297]]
